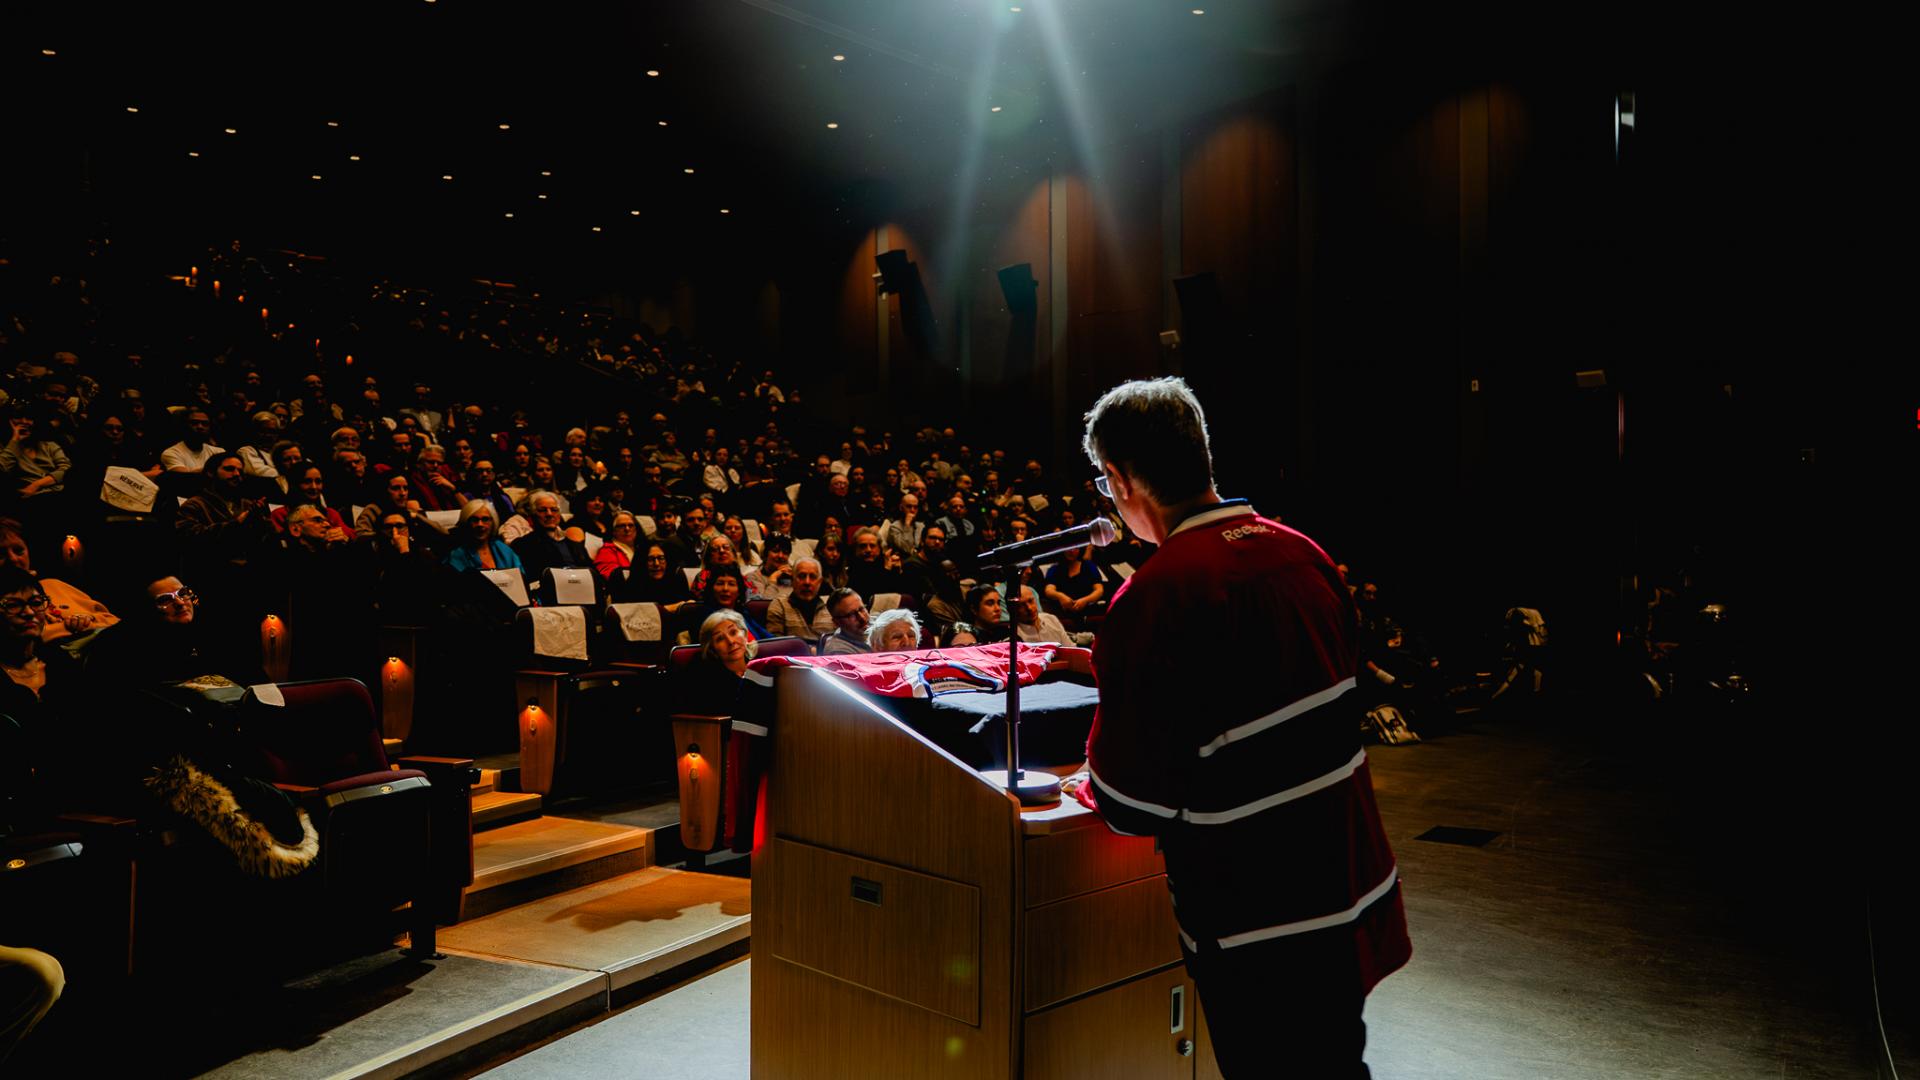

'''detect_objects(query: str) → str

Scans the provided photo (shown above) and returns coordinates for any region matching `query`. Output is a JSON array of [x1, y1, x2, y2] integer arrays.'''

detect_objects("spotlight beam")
[[732, 0, 963, 80]]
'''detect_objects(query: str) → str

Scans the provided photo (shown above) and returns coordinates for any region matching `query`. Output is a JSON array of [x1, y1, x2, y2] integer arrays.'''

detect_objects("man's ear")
[[1104, 462, 1133, 501]]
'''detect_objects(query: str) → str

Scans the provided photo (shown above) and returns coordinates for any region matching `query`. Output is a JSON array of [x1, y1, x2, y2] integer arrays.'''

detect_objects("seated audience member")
[[673, 610, 756, 716], [613, 542, 693, 611], [815, 533, 849, 591], [650, 429, 691, 478], [232, 412, 286, 483], [764, 498, 795, 542], [647, 505, 693, 570], [593, 511, 644, 580], [845, 528, 902, 602], [329, 446, 373, 506], [965, 584, 1010, 644], [268, 464, 351, 537], [463, 458, 518, 526], [1, 407, 71, 502], [267, 505, 373, 679], [879, 494, 925, 560], [744, 535, 793, 600], [721, 514, 761, 568], [1013, 584, 1073, 646], [87, 575, 262, 686], [568, 486, 613, 540], [940, 622, 981, 648], [408, 442, 464, 512], [175, 453, 271, 605], [0, 519, 117, 643], [158, 408, 224, 474], [764, 557, 833, 640], [511, 491, 592, 577], [866, 608, 923, 653], [0, 567, 82, 719], [0, 945, 62, 1068], [443, 499, 521, 573], [820, 588, 872, 655], [934, 493, 977, 558], [689, 533, 758, 600], [367, 508, 442, 625], [677, 566, 768, 644], [675, 504, 716, 566], [1042, 544, 1108, 622], [900, 525, 964, 620], [270, 441, 306, 495]]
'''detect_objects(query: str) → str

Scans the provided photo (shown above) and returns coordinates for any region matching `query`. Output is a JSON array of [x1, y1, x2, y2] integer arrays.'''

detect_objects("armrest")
[[671, 712, 731, 725], [396, 755, 479, 783], [274, 783, 319, 796]]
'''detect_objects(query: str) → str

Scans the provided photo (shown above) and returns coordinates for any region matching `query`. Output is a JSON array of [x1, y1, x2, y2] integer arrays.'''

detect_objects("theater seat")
[[239, 679, 475, 958]]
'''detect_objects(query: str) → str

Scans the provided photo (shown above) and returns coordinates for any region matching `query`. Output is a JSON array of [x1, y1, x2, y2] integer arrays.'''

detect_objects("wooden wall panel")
[[835, 229, 880, 386]]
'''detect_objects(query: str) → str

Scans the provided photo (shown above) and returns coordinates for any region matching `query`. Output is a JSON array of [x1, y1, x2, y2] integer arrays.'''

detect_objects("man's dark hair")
[[765, 534, 793, 555], [826, 587, 861, 615], [1081, 377, 1214, 503]]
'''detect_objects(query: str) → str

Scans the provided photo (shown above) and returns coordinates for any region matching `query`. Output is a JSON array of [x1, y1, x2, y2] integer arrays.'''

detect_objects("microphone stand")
[[987, 559, 1062, 807]]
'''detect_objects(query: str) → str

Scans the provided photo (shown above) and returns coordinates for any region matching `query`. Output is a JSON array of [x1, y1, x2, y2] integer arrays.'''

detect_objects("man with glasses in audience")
[[819, 588, 872, 655]]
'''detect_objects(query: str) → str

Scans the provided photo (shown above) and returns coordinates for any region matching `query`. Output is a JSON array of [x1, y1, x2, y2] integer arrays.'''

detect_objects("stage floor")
[[471, 701, 1898, 1079]]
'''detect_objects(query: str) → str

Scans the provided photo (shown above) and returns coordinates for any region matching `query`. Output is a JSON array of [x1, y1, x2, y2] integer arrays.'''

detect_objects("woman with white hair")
[[443, 499, 522, 572], [866, 607, 923, 653], [673, 609, 757, 715]]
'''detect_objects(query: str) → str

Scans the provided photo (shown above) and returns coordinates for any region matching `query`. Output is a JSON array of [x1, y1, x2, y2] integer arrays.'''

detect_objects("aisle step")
[[472, 790, 543, 829], [464, 816, 654, 920]]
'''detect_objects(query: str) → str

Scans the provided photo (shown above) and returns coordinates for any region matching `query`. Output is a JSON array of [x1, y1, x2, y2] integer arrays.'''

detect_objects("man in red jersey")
[[1074, 377, 1409, 1078]]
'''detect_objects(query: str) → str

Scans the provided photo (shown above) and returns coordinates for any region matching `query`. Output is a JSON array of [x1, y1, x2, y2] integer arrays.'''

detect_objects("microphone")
[[978, 518, 1115, 568]]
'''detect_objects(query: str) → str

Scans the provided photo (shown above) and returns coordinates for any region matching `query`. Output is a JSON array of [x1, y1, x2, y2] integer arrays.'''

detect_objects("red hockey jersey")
[[1083, 501, 1411, 993]]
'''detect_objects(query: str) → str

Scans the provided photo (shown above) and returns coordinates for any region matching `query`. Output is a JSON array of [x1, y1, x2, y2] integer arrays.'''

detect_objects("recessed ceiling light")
[[1010, 5, 1021, 10], [126, 106, 139, 113], [826, 122, 839, 129], [646, 70, 660, 77], [720, 208, 731, 214], [441, 174, 453, 180], [684, 167, 695, 174], [630, 209, 641, 216], [592, 226, 602, 233], [537, 194, 548, 200], [224, 127, 237, 134], [541, 170, 552, 176], [41, 49, 56, 57], [349, 155, 362, 161], [311, 175, 323, 181], [188, 151, 200, 158], [504, 212, 515, 218], [832, 54, 845, 61], [326, 121, 340, 128], [658, 120, 668, 127], [498, 123, 511, 130], [990, 106, 1003, 112], [1191, 7, 1204, 12]]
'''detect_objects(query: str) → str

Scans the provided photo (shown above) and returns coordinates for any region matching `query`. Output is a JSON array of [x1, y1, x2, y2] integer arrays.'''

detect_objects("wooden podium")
[[752, 663, 1222, 1079]]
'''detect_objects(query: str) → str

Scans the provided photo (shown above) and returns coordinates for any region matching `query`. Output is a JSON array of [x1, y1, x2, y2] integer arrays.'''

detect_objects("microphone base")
[[981, 768, 1063, 807]]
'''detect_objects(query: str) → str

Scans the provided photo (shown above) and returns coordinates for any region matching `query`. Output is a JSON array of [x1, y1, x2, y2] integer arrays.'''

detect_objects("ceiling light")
[[592, 226, 602, 233], [990, 106, 1002, 112], [827, 122, 839, 129], [832, 54, 845, 61], [684, 167, 695, 174], [498, 123, 511, 130], [126, 106, 139, 113], [1010, 5, 1021, 10], [537, 194, 548, 200], [658, 120, 668, 126], [630, 209, 641, 216], [349, 155, 362, 161], [326, 121, 340, 128], [188, 151, 200, 158], [720, 208, 731, 215], [442, 174, 453, 180], [504, 212, 515, 218], [311, 175, 323, 180], [646, 70, 661, 77], [41, 49, 56, 57], [1191, 7, 1204, 12], [224, 127, 237, 135], [541, 170, 552, 176]]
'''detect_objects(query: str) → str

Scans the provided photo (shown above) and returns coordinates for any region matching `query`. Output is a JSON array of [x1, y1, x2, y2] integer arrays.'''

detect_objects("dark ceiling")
[[2, 1, 1365, 274]]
